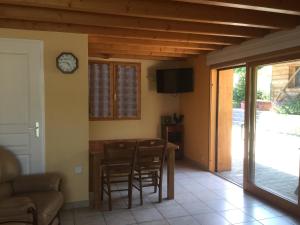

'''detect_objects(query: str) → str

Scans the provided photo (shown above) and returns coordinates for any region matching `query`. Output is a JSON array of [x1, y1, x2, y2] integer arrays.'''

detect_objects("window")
[[89, 61, 141, 120], [89, 62, 113, 119], [295, 66, 300, 88], [289, 65, 300, 88]]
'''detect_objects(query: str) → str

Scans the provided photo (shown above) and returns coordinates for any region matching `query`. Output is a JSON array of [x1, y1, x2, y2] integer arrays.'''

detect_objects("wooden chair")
[[134, 139, 167, 205], [101, 141, 137, 211]]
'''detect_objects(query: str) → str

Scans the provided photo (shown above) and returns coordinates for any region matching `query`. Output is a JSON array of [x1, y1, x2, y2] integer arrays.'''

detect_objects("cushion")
[[0, 148, 21, 184], [13, 174, 61, 194], [15, 191, 63, 225], [0, 197, 35, 224], [0, 183, 13, 201]]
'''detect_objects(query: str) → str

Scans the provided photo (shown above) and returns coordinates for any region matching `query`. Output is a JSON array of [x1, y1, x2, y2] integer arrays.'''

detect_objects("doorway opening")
[[215, 67, 246, 186]]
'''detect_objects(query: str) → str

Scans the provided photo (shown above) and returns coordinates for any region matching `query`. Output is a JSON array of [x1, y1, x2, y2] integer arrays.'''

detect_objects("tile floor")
[[61, 161, 300, 225]]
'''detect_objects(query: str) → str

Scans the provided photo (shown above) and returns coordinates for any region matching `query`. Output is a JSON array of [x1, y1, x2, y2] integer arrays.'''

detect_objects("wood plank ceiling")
[[0, 0, 300, 60]]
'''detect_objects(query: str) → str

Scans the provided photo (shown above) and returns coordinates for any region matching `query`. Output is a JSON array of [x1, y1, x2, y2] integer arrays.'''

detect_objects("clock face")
[[56, 52, 78, 74]]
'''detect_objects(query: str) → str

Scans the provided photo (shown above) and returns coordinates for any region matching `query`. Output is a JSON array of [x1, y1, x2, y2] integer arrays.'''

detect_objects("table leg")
[[167, 148, 175, 199], [92, 155, 101, 209]]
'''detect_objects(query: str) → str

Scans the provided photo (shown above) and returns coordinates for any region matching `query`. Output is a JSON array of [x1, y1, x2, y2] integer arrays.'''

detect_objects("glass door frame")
[[214, 66, 246, 186], [244, 53, 300, 216]]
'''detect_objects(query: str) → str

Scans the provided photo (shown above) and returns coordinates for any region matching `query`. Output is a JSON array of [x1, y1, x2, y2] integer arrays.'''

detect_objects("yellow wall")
[[180, 55, 210, 169], [0, 28, 201, 203], [0, 28, 89, 203], [90, 55, 211, 169], [89, 58, 188, 140]]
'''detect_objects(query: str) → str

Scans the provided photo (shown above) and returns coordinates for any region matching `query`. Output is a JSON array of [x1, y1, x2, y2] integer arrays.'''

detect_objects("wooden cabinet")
[[162, 124, 184, 160]]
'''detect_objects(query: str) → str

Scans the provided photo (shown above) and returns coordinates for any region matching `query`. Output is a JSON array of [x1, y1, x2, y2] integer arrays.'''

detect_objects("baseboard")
[[63, 200, 90, 210], [183, 156, 208, 171]]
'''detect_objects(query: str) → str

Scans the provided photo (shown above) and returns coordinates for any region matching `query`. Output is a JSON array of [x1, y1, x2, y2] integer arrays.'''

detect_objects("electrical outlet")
[[74, 165, 83, 174]]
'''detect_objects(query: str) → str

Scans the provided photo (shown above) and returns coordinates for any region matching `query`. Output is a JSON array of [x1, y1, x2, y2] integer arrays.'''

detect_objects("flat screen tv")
[[156, 68, 194, 93]]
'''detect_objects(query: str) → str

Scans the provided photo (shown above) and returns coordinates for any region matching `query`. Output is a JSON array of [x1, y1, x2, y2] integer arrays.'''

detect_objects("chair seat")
[[15, 191, 63, 225], [135, 162, 161, 170], [102, 167, 132, 178], [135, 167, 160, 173], [103, 172, 131, 177]]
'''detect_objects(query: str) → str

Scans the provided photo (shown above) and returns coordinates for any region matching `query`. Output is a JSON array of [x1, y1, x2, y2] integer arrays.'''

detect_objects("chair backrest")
[[0, 147, 21, 200], [103, 141, 137, 172], [136, 139, 167, 170]]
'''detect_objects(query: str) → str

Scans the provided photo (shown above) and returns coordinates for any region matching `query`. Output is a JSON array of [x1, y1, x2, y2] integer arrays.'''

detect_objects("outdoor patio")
[[219, 159, 299, 203]]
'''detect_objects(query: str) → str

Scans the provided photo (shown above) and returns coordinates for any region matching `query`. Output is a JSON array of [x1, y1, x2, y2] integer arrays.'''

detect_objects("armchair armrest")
[[13, 173, 62, 194], [0, 197, 36, 224]]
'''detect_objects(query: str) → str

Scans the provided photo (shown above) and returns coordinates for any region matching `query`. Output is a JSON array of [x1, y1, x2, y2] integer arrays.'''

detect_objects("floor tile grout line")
[[213, 207, 257, 225]]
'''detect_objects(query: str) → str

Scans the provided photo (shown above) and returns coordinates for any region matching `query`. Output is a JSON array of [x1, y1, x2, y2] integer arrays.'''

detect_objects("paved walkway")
[[219, 160, 299, 203]]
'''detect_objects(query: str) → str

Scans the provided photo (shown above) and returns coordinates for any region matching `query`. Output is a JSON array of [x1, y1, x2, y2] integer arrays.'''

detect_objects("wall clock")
[[56, 52, 78, 74]]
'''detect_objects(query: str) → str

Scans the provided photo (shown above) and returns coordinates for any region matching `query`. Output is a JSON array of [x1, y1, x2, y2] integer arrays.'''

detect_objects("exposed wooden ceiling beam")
[[169, 0, 300, 16], [0, 19, 245, 45], [89, 54, 186, 61], [88, 36, 222, 51], [89, 49, 192, 58], [89, 43, 205, 55], [0, 4, 269, 38], [0, 0, 299, 29]]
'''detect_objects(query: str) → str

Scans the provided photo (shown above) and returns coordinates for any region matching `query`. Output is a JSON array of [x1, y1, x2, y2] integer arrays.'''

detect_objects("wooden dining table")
[[89, 139, 178, 209]]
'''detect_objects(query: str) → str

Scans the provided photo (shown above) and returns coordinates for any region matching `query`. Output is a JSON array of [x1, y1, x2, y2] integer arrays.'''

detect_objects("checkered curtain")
[[89, 63, 112, 119], [115, 65, 138, 118]]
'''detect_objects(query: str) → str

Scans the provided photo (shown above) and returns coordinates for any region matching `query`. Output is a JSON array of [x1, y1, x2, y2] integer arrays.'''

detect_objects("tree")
[[232, 67, 270, 108], [233, 68, 246, 107]]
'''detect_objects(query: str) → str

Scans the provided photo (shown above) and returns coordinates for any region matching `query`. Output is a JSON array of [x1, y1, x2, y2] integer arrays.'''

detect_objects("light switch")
[[74, 165, 83, 174]]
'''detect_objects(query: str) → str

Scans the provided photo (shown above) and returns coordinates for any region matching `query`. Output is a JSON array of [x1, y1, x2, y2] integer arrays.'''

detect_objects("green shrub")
[[275, 96, 300, 115], [232, 67, 270, 107], [233, 68, 246, 107], [232, 101, 241, 108], [256, 90, 270, 100]]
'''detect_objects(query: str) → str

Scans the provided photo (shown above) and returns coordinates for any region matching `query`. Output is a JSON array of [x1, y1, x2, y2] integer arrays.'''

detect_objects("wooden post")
[[217, 69, 234, 172]]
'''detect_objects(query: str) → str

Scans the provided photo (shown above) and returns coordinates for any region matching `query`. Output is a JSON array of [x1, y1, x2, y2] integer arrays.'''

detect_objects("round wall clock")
[[56, 52, 78, 74]]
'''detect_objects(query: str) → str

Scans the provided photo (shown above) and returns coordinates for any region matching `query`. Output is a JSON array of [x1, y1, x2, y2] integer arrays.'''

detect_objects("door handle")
[[28, 122, 40, 137]]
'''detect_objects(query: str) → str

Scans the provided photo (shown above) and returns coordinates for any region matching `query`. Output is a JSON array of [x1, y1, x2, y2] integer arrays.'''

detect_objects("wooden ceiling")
[[0, 0, 300, 60]]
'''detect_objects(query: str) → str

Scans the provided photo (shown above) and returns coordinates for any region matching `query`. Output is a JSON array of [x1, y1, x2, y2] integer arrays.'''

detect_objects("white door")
[[0, 38, 44, 174]]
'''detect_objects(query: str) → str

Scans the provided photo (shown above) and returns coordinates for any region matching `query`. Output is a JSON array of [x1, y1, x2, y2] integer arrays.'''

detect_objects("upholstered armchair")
[[0, 147, 64, 225]]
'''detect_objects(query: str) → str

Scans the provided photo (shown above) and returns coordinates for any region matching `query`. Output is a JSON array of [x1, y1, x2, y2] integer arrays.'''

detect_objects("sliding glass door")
[[216, 67, 246, 186], [248, 57, 300, 205]]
